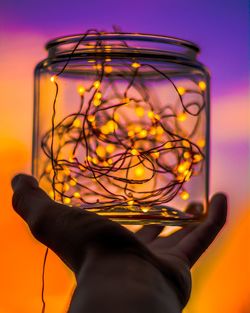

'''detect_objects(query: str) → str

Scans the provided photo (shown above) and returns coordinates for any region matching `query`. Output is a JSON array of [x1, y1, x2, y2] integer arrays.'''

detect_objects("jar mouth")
[[46, 32, 200, 60]]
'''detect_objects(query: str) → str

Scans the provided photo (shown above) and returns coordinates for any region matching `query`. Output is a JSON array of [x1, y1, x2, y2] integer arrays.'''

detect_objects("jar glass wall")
[[33, 33, 210, 225]]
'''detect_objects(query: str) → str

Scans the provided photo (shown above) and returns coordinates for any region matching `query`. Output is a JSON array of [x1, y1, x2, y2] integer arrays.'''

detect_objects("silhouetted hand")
[[11, 174, 227, 313]]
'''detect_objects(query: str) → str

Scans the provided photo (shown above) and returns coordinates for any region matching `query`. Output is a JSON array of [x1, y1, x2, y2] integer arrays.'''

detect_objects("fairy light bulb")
[[135, 106, 145, 117], [93, 80, 101, 89], [177, 86, 185, 95], [50, 75, 56, 82], [134, 165, 145, 177], [193, 154, 203, 163], [177, 112, 187, 122], [106, 144, 115, 154], [164, 142, 173, 149], [127, 200, 134, 206], [180, 190, 190, 201], [104, 65, 113, 73], [73, 192, 81, 199], [197, 138, 206, 148], [87, 115, 95, 123], [138, 129, 147, 138], [78, 86, 85, 95], [96, 145, 106, 158], [131, 62, 141, 68], [73, 118, 81, 128], [69, 179, 77, 186], [63, 197, 71, 204], [198, 81, 206, 91], [131, 148, 139, 156]]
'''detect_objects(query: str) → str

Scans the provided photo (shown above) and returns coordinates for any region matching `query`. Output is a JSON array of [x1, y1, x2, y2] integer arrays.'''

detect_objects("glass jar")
[[33, 32, 210, 225]]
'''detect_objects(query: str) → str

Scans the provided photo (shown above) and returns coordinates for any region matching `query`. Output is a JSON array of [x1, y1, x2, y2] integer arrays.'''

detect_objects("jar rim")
[[45, 32, 200, 55]]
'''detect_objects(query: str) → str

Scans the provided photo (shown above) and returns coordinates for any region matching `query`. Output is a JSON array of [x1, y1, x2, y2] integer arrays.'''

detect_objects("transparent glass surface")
[[33, 33, 210, 225]]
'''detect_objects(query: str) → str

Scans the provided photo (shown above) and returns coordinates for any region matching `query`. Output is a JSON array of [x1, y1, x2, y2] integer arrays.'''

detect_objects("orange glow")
[[0, 31, 248, 313]]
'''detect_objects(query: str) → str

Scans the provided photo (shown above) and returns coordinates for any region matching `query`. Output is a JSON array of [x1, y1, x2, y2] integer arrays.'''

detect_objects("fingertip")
[[11, 174, 38, 191], [209, 193, 228, 228]]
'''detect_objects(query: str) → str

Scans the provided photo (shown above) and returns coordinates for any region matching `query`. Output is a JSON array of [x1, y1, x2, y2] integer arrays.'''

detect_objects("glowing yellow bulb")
[[69, 179, 77, 186], [73, 192, 81, 199], [134, 125, 142, 133], [87, 156, 92, 162], [96, 145, 106, 158], [147, 111, 160, 121], [49, 190, 54, 199], [138, 129, 147, 138], [105, 57, 112, 62], [131, 148, 139, 156], [78, 86, 86, 95], [197, 138, 206, 148], [147, 111, 154, 119], [128, 130, 135, 137], [69, 155, 75, 163], [134, 165, 145, 177], [95, 91, 102, 99], [156, 126, 164, 135], [123, 97, 130, 104], [106, 120, 117, 132], [198, 81, 207, 91], [152, 151, 160, 159], [177, 112, 187, 122], [106, 144, 115, 154], [87, 115, 95, 122], [73, 118, 81, 128], [107, 158, 113, 165], [92, 157, 98, 165], [93, 99, 101, 106], [128, 200, 134, 206], [101, 125, 110, 135], [88, 59, 96, 63], [149, 127, 157, 135], [131, 62, 141, 68], [135, 106, 145, 117], [104, 65, 113, 73], [141, 207, 150, 213], [177, 162, 189, 173], [64, 168, 71, 175], [180, 190, 190, 201], [182, 140, 191, 148], [94, 64, 103, 70], [50, 75, 56, 82], [177, 86, 186, 96], [193, 154, 203, 163], [184, 169, 192, 181], [63, 183, 70, 192], [113, 112, 119, 121], [63, 197, 71, 204], [93, 80, 101, 89], [164, 142, 173, 149], [183, 151, 191, 159]]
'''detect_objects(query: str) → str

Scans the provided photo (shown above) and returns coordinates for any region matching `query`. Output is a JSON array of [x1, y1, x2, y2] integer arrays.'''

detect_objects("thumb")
[[11, 174, 52, 226]]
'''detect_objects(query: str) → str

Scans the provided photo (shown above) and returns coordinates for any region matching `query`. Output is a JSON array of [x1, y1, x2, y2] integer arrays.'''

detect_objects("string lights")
[[38, 31, 206, 214]]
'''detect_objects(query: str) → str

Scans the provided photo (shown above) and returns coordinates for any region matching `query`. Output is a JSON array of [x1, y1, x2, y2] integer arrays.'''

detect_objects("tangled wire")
[[39, 31, 206, 211]]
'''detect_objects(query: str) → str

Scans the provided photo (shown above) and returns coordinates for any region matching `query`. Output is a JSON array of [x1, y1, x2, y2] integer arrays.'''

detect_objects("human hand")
[[11, 174, 227, 313]]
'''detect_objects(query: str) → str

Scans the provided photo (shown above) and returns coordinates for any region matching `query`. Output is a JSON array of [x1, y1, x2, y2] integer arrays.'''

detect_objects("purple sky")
[[1, 0, 248, 98]]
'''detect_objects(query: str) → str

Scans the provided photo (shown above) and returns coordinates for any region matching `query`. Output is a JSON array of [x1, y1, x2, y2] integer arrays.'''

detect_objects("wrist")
[[74, 251, 182, 313]]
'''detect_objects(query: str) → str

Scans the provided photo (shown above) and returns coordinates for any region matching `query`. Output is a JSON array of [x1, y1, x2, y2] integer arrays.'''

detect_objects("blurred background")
[[0, 0, 249, 312]]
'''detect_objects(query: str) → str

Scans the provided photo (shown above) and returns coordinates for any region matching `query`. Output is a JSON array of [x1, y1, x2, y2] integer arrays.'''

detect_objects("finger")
[[11, 174, 99, 271], [175, 193, 227, 267], [135, 225, 165, 244]]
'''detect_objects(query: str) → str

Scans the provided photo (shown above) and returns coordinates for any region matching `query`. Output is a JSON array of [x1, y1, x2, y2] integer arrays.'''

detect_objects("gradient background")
[[0, 0, 249, 312]]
